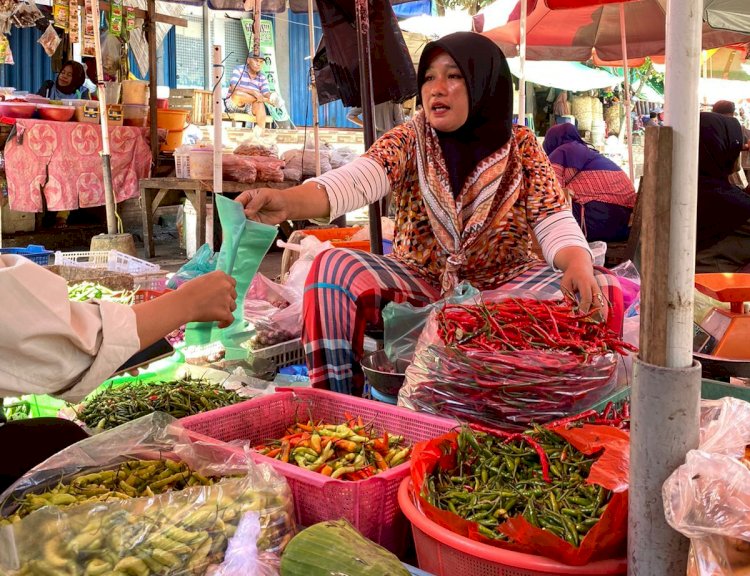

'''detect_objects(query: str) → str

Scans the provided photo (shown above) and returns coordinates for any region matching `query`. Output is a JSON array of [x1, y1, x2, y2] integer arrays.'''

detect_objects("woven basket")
[[604, 105, 622, 136], [46, 265, 135, 291], [571, 95, 594, 133]]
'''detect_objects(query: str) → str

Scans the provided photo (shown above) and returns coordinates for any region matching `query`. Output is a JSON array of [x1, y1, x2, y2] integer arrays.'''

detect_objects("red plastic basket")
[[179, 388, 457, 556], [398, 479, 627, 576], [132, 289, 171, 304]]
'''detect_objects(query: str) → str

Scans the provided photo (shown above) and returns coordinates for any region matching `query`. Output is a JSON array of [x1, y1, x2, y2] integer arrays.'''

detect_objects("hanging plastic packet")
[[38, 24, 61, 57], [0, 34, 12, 65], [185, 194, 277, 361]]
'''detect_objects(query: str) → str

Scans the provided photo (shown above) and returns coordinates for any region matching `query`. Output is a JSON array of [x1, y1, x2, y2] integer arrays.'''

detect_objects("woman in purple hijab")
[[543, 123, 636, 243]]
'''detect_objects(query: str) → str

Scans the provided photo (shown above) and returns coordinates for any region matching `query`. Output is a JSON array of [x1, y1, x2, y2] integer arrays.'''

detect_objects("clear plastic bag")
[[663, 398, 750, 576], [223, 154, 258, 184], [11, 0, 42, 28], [383, 281, 478, 363], [37, 23, 60, 57], [398, 290, 624, 430], [0, 413, 295, 575], [245, 274, 302, 346], [167, 243, 218, 289]]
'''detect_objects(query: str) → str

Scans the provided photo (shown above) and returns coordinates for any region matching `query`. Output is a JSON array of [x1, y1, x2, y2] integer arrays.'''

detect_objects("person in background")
[[237, 32, 623, 397], [695, 112, 750, 273], [0, 259, 237, 490], [227, 53, 273, 131], [543, 123, 636, 243], [712, 99, 736, 117], [81, 56, 98, 99], [347, 102, 405, 139], [37, 60, 90, 100]]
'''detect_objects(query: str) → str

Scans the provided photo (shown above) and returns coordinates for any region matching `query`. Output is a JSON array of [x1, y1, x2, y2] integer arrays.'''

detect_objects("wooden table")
[[139, 177, 298, 258]]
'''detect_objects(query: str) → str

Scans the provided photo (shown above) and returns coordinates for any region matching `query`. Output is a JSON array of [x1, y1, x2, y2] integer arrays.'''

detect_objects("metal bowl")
[[37, 104, 75, 122], [361, 349, 410, 397], [0, 101, 36, 118]]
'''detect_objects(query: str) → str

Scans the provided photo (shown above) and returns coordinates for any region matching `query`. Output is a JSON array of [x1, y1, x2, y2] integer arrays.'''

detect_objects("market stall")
[[4, 118, 151, 212]]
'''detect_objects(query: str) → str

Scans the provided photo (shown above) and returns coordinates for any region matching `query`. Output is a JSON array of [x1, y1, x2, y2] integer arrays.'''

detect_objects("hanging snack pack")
[[109, 0, 123, 35], [37, 24, 60, 57], [185, 194, 277, 360], [0, 34, 12, 64], [82, 0, 95, 57], [53, 0, 68, 31], [125, 6, 135, 32], [68, 0, 79, 43]]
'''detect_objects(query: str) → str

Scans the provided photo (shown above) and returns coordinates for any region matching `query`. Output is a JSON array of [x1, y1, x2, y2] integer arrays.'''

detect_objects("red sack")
[[410, 424, 629, 566]]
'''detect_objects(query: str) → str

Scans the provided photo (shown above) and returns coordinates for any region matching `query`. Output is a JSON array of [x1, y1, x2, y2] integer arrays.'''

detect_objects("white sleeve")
[[308, 156, 391, 222], [0, 256, 141, 402], [533, 210, 593, 270]]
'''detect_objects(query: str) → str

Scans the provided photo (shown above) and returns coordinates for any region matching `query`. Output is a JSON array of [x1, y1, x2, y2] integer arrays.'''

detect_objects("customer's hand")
[[556, 247, 608, 321], [179, 271, 237, 328], [236, 188, 289, 225]]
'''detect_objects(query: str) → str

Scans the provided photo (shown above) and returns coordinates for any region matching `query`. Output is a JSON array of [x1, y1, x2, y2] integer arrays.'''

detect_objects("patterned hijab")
[[414, 32, 522, 293]]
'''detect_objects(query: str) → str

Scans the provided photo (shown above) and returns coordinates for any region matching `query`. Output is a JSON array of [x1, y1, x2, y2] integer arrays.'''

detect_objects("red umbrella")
[[474, 0, 749, 62]]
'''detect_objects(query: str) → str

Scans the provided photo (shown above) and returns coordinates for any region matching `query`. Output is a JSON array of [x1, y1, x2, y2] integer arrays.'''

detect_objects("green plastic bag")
[[185, 195, 277, 359], [383, 282, 479, 363]]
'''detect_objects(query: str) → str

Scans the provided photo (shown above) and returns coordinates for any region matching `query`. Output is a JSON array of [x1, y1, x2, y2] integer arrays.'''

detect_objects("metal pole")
[[664, 0, 702, 369], [307, 0, 320, 176], [90, 0, 117, 234], [627, 0, 704, 572], [355, 0, 382, 254], [147, 0, 159, 169], [213, 45, 223, 197], [619, 3, 635, 183], [518, 0, 526, 125]]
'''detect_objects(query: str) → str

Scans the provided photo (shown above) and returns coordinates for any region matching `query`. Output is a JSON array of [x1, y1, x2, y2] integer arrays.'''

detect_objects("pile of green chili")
[[422, 426, 611, 546], [76, 377, 244, 430]]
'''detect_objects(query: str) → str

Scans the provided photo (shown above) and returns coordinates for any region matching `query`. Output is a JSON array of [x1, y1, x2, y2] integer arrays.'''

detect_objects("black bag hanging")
[[312, 0, 417, 107]]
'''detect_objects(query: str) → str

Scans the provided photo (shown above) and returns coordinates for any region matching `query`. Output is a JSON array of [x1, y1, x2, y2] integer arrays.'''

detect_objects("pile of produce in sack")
[[0, 413, 294, 575], [254, 414, 412, 480], [664, 397, 750, 576], [74, 376, 246, 431], [410, 418, 629, 565], [399, 289, 636, 430], [67, 282, 138, 305]]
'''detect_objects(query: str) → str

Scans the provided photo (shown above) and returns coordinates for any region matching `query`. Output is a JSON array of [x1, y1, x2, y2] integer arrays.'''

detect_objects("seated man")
[[226, 53, 275, 130]]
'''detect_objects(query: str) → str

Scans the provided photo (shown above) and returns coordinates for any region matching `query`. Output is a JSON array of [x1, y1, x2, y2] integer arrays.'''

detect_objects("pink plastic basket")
[[398, 479, 627, 576], [179, 388, 456, 555]]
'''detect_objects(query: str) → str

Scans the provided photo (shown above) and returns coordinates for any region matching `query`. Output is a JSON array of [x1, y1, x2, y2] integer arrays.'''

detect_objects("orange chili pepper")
[[335, 439, 358, 452], [265, 447, 281, 458], [297, 422, 314, 432], [372, 451, 388, 471], [320, 465, 333, 476], [280, 439, 291, 463]]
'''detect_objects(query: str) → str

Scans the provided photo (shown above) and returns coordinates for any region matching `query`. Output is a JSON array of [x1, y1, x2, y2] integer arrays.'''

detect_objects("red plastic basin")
[[0, 102, 36, 118], [37, 104, 76, 122]]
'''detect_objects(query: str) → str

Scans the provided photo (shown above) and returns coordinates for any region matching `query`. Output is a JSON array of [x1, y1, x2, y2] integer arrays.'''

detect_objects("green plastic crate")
[[590, 378, 750, 413]]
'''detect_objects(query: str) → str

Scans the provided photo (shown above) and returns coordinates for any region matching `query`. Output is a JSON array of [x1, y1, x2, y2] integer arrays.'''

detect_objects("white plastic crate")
[[54, 250, 160, 275]]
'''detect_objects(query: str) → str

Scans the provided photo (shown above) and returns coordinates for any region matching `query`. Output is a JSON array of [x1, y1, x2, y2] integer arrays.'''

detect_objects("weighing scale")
[[693, 273, 750, 379]]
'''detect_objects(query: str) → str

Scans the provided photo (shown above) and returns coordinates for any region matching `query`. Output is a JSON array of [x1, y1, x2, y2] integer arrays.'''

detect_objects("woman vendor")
[[543, 123, 636, 243], [0, 256, 237, 490], [696, 112, 750, 273], [238, 32, 623, 396], [37, 60, 90, 100]]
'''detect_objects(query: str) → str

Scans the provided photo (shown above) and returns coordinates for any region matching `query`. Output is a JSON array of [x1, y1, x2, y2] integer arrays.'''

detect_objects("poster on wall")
[[68, 0, 79, 44], [82, 0, 96, 57], [240, 18, 291, 124]]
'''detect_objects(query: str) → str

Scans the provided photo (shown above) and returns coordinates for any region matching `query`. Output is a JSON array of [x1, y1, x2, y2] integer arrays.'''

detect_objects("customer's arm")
[[0, 257, 236, 402]]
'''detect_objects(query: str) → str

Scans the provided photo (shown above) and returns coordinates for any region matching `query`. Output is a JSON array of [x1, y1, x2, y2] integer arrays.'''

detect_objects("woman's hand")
[[555, 246, 608, 320], [236, 188, 290, 225]]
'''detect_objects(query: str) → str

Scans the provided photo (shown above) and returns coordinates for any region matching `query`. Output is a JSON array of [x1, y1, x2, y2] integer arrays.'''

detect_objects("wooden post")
[[147, 0, 159, 169], [638, 126, 673, 367]]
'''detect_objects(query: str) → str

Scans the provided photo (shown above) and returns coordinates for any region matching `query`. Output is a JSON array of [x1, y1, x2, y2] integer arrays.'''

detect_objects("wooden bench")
[[207, 111, 275, 129], [604, 179, 644, 268], [168, 89, 213, 126], [139, 177, 299, 258]]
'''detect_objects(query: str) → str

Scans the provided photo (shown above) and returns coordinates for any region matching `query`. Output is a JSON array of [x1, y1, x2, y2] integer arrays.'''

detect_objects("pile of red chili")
[[402, 298, 637, 430], [437, 298, 636, 359]]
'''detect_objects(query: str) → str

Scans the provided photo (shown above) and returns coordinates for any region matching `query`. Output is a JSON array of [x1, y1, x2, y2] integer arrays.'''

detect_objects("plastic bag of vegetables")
[[0, 413, 295, 575]]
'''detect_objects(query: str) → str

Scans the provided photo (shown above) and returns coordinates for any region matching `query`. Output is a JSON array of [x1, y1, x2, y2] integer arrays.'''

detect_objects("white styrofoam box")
[[183, 200, 214, 258]]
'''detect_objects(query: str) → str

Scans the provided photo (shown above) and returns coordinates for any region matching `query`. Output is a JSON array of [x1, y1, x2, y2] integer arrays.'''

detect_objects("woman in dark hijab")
[[236, 32, 623, 396], [37, 60, 90, 100], [543, 123, 636, 242], [696, 112, 750, 272]]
